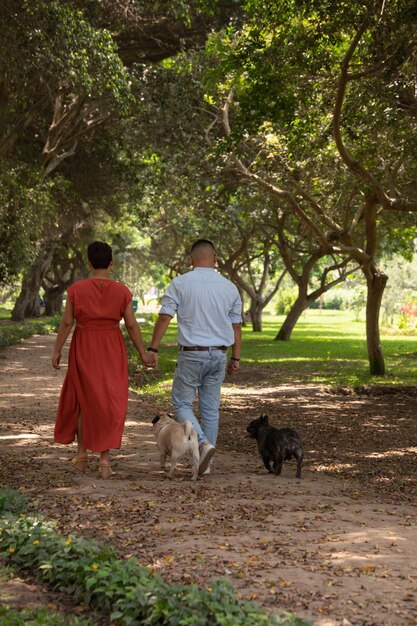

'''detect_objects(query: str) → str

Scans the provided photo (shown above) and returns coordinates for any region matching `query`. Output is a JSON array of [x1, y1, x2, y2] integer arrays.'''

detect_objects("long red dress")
[[54, 278, 132, 452]]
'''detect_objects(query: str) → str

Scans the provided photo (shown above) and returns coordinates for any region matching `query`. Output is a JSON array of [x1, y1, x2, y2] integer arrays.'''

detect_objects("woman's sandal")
[[70, 454, 88, 473], [98, 462, 113, 479]]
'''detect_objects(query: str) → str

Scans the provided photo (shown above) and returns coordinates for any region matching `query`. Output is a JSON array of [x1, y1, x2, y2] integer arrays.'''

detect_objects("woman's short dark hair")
[[87, 241, 113, 269]]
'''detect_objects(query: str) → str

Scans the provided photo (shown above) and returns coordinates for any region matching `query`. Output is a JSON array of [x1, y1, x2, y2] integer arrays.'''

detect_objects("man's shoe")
[[198, 442, 215, 475]]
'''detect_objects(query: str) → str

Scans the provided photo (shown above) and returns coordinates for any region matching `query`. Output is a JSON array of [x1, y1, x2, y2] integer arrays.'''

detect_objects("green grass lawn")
[[1, 307, 416, 392], [130, 309, 417, 396], [0, 305, 13, 319], [245, 309, 417, 386]]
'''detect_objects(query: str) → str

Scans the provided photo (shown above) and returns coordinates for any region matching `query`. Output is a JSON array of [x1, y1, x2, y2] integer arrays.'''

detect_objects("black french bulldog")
[[246, 414, 303, 479]]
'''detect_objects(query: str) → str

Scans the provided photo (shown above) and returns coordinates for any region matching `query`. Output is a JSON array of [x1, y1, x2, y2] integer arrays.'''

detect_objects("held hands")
[[142, 351, 158, 369], [227, 357, 240, 375]]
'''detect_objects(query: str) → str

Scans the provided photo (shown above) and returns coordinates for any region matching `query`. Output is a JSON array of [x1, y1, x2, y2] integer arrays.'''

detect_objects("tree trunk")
[[11, 252, 53, 321], [43, 287, 64, 316], [275, 296, 308, 341], [365, 269, 388, 375], [242, 309, 250, 326], [12, 273, 42, 321], [249, 298, 263, 332], [237, 287, 248, 327]]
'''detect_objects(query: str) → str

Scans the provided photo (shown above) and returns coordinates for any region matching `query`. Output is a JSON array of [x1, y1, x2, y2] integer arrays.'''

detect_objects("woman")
[[52, 241, 155, 478]]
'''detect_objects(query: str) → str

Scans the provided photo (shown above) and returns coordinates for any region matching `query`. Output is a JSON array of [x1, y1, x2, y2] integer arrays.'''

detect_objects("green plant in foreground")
[[0, 606, 89, 626], [0, 488, 27, 515], [0, 488, 310, 626]]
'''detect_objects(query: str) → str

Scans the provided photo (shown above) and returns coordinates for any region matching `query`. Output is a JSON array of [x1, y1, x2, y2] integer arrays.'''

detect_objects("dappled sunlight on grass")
[[244, 357, 366, 365], [125, 309, 417, 395], [246, 355, 325, 362]]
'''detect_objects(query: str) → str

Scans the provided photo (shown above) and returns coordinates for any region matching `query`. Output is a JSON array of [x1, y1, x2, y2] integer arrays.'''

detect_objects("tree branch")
[[332, 24, 417, 211], [221, 92, 332, 250], [0, 93, 49, 158]]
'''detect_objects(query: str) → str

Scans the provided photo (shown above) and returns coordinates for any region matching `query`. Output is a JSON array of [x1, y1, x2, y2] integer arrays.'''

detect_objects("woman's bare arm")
[[52, 299, 74, 369]]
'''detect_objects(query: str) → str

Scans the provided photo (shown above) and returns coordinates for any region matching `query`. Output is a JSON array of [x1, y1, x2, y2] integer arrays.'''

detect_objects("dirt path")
[[0, 335, 416, 626]]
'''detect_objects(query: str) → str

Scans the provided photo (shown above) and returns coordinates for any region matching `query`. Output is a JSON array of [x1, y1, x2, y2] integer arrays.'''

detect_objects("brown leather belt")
[[179, 345, 227, 352]]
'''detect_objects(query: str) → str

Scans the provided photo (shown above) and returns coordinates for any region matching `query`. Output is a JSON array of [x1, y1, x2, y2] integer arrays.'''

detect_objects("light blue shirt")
[[159, 267, 242, 347]]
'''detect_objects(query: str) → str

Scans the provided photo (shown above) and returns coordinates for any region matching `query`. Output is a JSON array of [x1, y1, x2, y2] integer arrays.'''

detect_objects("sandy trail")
[[0, 334, 416, 626]]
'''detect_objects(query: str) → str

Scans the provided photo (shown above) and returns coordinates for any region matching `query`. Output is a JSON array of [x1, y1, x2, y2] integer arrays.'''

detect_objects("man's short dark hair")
[[190, 239, 216, 254], [87, 241, 113, 269]]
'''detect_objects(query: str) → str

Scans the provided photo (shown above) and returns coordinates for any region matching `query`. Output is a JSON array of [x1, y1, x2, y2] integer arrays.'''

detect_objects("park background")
[[1, 2, 417, 626]]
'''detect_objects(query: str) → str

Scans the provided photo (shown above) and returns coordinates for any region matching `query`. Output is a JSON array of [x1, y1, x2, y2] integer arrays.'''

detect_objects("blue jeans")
[[171, 350, 227, 446]]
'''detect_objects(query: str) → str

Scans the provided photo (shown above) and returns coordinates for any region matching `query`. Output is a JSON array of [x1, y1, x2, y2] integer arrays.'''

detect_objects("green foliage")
[[275, 287, 297, 315], [0, 606, 89, 626], [345, 286, 367, 320], [0, 306, 14, 320], [0, 317, 60, 349], [380, 255, 417, 325], [0, 166, 61, 284], [202, 0, 417, 343], [131, 311, 417, 395], [398, 299, 417, 329], [308, 289, 352, 310], [0, 488, 27, 516], [0, 0, 135, 289], [0, 489, 309, 626], [5, 1, 133, 111]]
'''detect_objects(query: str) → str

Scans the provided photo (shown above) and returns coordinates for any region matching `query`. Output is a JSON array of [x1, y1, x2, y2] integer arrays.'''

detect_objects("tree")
[[0, 1, 133, 172], [202, 0, 417, 374], [123, 104, 288, 332], [272, 211, 359, 340], [0, 0, 237, 170], [1, 0, 238, 316], [1, 0, 135, 314]]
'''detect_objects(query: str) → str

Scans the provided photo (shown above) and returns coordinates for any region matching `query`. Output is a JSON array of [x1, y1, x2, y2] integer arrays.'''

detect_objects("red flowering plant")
[[399, 301, 417, 328]]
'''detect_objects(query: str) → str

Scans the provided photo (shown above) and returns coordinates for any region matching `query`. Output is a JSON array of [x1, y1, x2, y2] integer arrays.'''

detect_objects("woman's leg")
[[98, 449, 112, 478], [76, 412, 87, 456], [99, 450, 110, 464], [71, 412, 88, 471]]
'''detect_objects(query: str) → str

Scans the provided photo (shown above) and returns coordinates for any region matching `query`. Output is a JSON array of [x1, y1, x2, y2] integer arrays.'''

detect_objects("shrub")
[[275, 288, 298, 315], [0, 488, 310, 626], [0, 606, 89, 626], [0, 488, 27, 515], [346, 286, 367, 320], [399, 301, 417, 329], [308, 293, 346, 310], [0, 317, 60, 349]]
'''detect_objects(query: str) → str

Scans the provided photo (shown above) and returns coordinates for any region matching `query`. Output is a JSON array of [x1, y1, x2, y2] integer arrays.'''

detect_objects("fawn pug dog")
[[246, 414, 304, 479], [152, 414, 200, 481]]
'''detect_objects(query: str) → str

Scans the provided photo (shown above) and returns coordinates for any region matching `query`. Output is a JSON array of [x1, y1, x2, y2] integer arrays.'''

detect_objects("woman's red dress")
[[54, 278, 132, 452]]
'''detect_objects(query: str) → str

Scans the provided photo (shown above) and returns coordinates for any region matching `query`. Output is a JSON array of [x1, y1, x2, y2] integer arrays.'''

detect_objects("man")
[[147, 239, 242, 475]]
